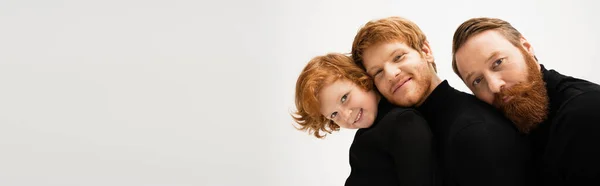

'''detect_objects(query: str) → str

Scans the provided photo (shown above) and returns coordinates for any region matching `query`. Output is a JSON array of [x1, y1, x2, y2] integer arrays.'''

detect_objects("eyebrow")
[[487, 51, 500, 64], [366, 49, 400, 74], [464, 51, 500, 82]]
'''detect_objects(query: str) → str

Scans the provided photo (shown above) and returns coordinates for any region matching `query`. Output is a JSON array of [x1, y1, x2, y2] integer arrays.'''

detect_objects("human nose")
[[384, 63, 401, 83], [487, 74, 505, 93], [338, 108, 354, 124]]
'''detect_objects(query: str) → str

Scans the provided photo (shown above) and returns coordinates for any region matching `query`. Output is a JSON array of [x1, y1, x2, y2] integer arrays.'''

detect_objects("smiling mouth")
[[353, 108, 363, 124], [392, 78, 412, 94]]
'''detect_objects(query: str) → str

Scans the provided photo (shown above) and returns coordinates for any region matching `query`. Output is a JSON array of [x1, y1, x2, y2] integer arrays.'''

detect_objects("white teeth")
[[354, 109, 362, 123]]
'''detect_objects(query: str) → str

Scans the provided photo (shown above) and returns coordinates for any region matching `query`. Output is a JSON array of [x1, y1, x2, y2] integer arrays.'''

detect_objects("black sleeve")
[[554, 92, 600, 185], [451, 122, 534, 186], [383, 109, 438, 186]]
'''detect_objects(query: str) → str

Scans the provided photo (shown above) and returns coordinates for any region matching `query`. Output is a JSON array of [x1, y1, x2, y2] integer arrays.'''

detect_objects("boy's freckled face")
[[318, 79, 379, 129]]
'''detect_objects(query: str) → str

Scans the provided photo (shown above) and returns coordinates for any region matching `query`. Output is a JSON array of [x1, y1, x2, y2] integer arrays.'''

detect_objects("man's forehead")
[[364, 42, 406, 64], [459, 37, 496, 61], [467, 30, 510, 52]]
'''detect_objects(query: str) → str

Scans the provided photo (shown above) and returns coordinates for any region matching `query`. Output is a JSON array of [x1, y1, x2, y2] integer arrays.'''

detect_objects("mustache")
[[492, 79, 547, 134], [491, 47, 548, 134], [493, 81, 534, 108]]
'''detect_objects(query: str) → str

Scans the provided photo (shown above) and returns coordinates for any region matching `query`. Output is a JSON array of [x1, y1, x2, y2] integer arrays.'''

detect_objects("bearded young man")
[[453, 17, 600, 186], [352, 16, 535, 186]]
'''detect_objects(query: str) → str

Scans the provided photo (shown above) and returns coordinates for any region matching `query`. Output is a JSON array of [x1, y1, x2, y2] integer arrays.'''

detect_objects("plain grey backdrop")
[[1, 0, 599, 185]]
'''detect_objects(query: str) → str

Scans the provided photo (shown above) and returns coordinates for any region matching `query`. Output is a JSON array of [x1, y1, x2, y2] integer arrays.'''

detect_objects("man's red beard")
[[492, 49, 549, 134]]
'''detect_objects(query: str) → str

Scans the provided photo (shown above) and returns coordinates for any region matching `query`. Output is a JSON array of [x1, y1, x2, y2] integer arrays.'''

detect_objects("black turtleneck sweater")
[[345, 99, 440, 186], [528, 65, 600, 185], [416, 80, 535, 186]]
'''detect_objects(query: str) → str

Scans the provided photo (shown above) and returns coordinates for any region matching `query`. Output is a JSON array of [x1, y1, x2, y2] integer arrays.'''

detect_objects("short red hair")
[[351, 16, 436, 72]]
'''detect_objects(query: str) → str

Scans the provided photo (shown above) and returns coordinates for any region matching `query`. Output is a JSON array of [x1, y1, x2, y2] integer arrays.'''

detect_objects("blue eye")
[[393, 54, 404, 62], [493, 58, 504, 68], [472, 77, 482, 86]]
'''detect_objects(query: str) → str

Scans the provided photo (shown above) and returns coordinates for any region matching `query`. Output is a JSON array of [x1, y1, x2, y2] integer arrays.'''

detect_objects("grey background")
[[0, 0, 598, 185]]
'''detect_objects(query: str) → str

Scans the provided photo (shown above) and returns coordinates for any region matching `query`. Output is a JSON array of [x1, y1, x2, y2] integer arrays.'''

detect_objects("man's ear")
[[520, 36, 541, 70], [421, 41, 435, 62], [520, 36, 535, 56], [421, 41, 437, 72]]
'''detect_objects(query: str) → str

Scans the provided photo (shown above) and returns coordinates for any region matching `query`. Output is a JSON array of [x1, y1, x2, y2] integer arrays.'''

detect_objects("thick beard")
[[492, 50, 549, 134]]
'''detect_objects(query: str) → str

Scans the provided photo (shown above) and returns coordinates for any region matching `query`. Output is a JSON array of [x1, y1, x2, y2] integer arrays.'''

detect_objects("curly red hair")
[[292, 53, 374, 138]]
